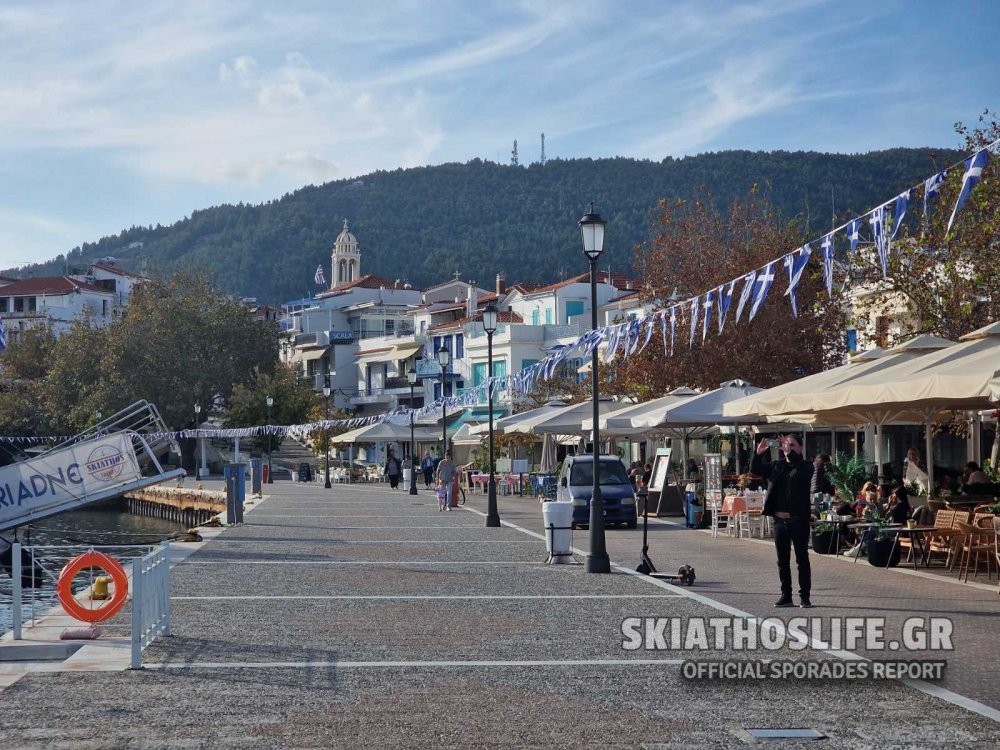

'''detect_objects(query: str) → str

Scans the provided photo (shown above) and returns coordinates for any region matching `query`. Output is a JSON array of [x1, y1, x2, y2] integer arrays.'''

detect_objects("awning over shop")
[[390, 342, 424, 360], [299, 346, 330, 362]]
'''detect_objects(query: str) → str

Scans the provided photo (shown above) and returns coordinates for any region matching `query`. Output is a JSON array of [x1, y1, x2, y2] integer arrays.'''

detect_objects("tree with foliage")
[[617, 188, 848, 396], [303, 402, 355, 462], [853, 113, 1000, 341], [224, 365, 319, 454], [0, 326, 58, 439]]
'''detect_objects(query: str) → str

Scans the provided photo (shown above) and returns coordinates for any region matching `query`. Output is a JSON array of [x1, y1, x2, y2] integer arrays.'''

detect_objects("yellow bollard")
[[91, 575, 113, 601]]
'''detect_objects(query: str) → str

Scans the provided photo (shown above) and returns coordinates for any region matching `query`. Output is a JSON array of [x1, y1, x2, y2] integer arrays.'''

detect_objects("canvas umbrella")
[[470, 400, 568, 436]]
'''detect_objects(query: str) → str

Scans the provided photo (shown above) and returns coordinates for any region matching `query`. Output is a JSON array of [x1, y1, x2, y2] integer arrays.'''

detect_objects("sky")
[[0, 0, 998, 268]]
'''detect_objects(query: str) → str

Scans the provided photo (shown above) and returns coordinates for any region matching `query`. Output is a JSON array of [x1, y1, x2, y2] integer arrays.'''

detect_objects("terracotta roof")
[[429, 311, 523, 332], [508, 282, 544, 294], [525, 272, 638, 296], [607, 290, 641, 304], [478, 292, 499, 303], [0, 276, 114, 296], [91, 263, 148, 280], [319, 274, 405, 295]]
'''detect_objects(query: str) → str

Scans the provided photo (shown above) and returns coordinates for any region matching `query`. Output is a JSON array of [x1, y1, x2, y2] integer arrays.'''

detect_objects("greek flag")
[[783, 245, 812, 317], [0, 316, 6, 350], [924, 170, 947, 215], [637, 314, 655, 355], [869, 204, 889, 277], [701, 291, 714, 342], [947, 149, 990, 234], [734, 270, 757, 324], [669, 307, 677, 356], [716, 280, 735, 334], [845, 218, 862, 253], [892, 190, 909, 240], [820, 233, 835, 298], [314, 264, 326, 286], [749, 262, 776, 321], [688, 296, 700, 348]]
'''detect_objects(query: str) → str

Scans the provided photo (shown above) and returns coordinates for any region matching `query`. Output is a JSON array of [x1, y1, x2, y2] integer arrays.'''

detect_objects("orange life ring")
[[57, 551, 129, 623]]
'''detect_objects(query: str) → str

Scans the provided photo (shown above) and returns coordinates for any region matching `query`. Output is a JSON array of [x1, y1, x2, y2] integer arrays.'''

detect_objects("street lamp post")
[[194, 402, 207, 479], [322, 379, 332, 488], [265, 395, 274, 484], [579, 203, 610, 574], [437, 345, 450, 462], [482, 302, 501, 527], [408, 366, 419, 495]]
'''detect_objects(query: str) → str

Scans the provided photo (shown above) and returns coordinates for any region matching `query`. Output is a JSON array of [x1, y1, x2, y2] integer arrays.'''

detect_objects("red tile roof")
[[607, 290, 641, 304], [91, 263, 148, 280], [0, 276, 113, 296], [320, 274, 418, 295], [525, 272, 638, 296], [429, 311, 523, 332]]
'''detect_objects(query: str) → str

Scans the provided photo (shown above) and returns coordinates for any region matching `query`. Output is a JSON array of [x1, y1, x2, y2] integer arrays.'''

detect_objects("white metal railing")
[[130, 541, 171, 669]]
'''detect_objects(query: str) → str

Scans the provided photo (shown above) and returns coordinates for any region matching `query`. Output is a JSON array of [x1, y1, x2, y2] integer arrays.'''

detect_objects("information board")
[[648, 449, 672, 492], [511, 459, 529, 474], [704, 453, 723, 505]]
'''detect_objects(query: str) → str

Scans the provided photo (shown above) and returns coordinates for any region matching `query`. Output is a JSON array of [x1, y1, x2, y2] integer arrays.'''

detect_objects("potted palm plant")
[[824, 453, 868, 506], [811, 520, 840, 555], [863, 504, 901, 568]]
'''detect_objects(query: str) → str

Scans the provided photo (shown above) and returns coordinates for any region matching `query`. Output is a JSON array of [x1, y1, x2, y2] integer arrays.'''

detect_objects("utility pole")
[[511, 140, 519, 167], [540, 133, 545, 165]]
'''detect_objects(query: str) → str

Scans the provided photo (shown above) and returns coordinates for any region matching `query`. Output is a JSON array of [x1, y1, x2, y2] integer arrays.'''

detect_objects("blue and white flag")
[[669, 307, 677, 356], [749, 262, 776, 321], [701, 291, 714, 342], [783, 244, 812, 317], [924, 170, 947, 215], [0, 316, 6, 350], [716, 280, 735, 334], [947, 148, 990, 234], [734, 270, 757, 324], [314, 264, 326, 286], [820, 233, 835, 298], [869, 204, 889, 277], [845, 218, 862, 253], [688, 296, 700, 348], [892, 190, 909, 239], [637, 314, 656, 355]]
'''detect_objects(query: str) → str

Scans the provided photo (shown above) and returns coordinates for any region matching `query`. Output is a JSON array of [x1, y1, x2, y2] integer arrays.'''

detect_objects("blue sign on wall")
[[329, 331, 354, 344]]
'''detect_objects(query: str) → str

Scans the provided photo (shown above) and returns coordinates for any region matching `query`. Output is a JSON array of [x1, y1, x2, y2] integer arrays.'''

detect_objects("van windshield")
[[569, 460, 630, 487]]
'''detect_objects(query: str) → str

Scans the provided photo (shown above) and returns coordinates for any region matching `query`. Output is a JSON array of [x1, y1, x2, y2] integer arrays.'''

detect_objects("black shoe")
[[774, 596, 794, 607], [799, 597, 813, 608]]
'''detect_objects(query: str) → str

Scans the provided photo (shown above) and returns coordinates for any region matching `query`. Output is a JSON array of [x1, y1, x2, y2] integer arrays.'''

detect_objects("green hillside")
[[28, 148, 962, 304]]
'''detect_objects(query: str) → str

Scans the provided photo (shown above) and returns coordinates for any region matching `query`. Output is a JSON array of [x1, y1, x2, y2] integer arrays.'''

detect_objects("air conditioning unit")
[[314, 331, 330, 346]]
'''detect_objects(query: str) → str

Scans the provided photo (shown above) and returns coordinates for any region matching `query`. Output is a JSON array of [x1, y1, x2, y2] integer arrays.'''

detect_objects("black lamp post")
[[265, 395, 274, 484], [408, 365, 419, 495], [437, 345, 450, 461], [580, 203, 610, 574], [194, 402, 204, 479], [323, 377, 332, 488], [482, 301, 501, 527]]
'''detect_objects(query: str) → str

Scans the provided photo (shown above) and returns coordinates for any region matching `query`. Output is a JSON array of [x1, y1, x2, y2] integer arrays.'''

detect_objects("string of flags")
[[1, 138, 996, 441]]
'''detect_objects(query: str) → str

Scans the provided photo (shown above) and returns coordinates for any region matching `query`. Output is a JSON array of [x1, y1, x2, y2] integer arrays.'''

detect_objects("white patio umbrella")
[[330, 420, 437, 445], [583, 388, 698, 437], [506, 398, 621, 437], [470, 400, 568, 436]]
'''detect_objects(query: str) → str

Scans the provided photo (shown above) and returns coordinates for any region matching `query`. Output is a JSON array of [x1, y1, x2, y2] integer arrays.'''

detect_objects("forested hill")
[[33, 148, 961, 304]]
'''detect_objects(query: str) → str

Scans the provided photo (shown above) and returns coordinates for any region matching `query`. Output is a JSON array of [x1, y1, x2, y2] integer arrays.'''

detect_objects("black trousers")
[[773, 517, 811, 598], [422, 469, 434, 487]]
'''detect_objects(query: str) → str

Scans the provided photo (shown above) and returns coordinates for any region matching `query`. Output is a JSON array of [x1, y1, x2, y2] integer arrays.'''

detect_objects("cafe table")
[[882, 525, 937, 570]]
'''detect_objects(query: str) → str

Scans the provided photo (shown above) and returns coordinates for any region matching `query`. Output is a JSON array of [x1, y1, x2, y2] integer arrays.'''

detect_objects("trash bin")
[[249, 458, 263, 495], [224, 463, 246, 524], [686, 498, 703, 528], [262, 463, 270, 484], [542, 501, 574, 564]]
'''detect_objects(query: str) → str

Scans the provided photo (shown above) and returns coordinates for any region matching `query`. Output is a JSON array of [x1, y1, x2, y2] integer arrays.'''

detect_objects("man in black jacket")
[[752, 434, 814, 608]]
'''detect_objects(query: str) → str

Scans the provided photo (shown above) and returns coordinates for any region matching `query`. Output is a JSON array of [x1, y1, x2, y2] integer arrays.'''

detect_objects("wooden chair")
[[953, 521, 994, 582], [925, 509, 959, 567]]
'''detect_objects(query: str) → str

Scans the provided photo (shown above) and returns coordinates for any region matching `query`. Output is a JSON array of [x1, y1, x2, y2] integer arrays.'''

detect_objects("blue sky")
[[1, 0, 997, 268]]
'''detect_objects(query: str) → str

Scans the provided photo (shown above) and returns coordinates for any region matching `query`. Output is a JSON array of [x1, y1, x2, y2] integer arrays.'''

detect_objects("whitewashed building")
[[0, 276, 118, 342]]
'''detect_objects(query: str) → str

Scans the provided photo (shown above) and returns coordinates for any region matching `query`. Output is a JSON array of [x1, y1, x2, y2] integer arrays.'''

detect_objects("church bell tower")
[[331, 218, 360, 285]]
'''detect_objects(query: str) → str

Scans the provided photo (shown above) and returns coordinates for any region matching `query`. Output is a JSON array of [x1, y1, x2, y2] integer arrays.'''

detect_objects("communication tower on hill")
[[540, 133, 545, 165], [511, 140, 519, 167]]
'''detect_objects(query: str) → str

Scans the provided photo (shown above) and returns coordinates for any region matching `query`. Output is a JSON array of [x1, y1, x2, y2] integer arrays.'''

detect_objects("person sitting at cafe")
[[854, 481, 877, 515], [885, 485, 911, 525], [962, 461, 990, 488]]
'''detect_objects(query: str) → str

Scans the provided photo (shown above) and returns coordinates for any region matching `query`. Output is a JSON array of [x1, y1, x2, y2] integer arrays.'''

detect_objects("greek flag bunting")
[[947, 149, 990, 234], [688, 296, 700, 348], [637, 314, 655, 355], [734, 270, 757, 324], [314, 264, 326, 286], [892, 190, 909, 240], [701, 291, 714, 342], [716, 280, 735, 334], [869, 204, 889, 277], [820, 233, 835, 298], [0, 316, 5, 351], [669, 307, 677, 356], [924, 170, 947, 214], [845, 218, 862, 253], [783, 244, 812, 317], [748, 262, 775, 321]]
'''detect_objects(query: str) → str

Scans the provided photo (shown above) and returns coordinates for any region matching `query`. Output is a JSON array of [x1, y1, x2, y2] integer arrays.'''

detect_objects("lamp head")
[[437, 345, 450, 368], [322, 386, 331, 398], [194, 403, 201, 414], [407, 366, 418, 385], [481, 301, 498, 334], [265, 395, 273, 407], [578, 202, 606, 261]]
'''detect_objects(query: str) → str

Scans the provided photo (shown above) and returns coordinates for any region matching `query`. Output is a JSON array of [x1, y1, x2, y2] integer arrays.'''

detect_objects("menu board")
[[704, 453, 723, 504], [648, 449, 672, 492]]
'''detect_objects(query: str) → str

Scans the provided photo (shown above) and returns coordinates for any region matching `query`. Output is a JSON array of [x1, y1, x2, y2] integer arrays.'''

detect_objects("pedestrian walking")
[[751, 434, 814, 608], [435, 451, 457, 511], [421, 451, 435, 488], [385, 451, 401, 490]]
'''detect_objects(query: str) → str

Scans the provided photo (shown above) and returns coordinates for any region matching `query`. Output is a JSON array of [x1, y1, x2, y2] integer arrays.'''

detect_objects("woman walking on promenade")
[[421, 451, 435, 488]]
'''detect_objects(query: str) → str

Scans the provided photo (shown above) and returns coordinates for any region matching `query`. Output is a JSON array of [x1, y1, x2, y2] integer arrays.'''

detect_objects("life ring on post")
[[57, 551, 129, 623]]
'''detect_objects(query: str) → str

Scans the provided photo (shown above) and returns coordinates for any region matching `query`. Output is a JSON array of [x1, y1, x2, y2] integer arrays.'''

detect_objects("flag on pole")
[[845, 218, 862, 253], [314, 264, 326, 286], [0, 316, 6, 350], [734, 270, 757, 324], [820, 233, 835, 298], [923, 170, 946, 215], [947, 148, 990, 234], [783, 245, 812, 317], [749, 262, 775, 320], [891, 190, 909, 240], [716, 280, 735, 334]]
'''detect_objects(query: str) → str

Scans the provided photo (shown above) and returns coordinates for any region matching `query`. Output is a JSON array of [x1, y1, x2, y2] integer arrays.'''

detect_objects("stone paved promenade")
[[0, 480, 998, 749]]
